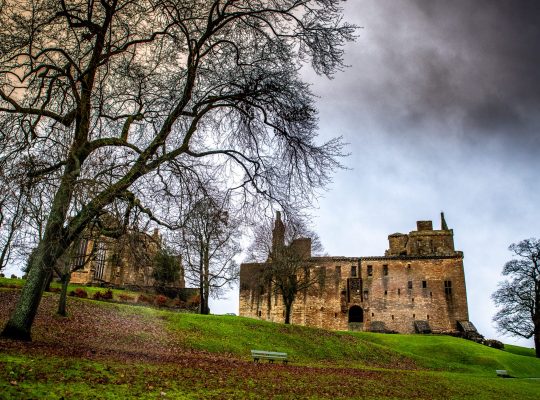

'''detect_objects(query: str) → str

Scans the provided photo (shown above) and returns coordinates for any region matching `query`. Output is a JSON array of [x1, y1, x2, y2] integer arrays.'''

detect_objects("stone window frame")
[[351, 265, 357, 277], [367, 265, 373, 276], [383, 264, 388, 276], [444, 280, 452, 296], [71, 238, 89, 270], [94, 241, 107, 280]]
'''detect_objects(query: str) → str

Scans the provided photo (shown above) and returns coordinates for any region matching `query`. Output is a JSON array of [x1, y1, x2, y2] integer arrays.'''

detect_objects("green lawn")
[[0, 276, 142, 301], [0, 281, 539, 399]]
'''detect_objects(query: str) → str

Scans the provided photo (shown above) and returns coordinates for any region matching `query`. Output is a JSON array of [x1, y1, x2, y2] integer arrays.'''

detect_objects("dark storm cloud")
[[347, 0, 540, 141]]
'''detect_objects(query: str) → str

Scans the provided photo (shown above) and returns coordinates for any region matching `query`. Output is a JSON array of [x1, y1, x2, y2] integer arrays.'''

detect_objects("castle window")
[[371, 312, 374, 317], [384, 290, 387, 296], [413, 313, 415, 319], [335, 265, 341, 276], [391, 315, 394, 320], [383, 265, 388, 276], [363, 290, 369, 300], [71, 238, 89, 270], [398, 288, 401, 295], [408, 281, 413, 290], [94, 242, 107, 280], [427, 315, 430, 320], [444, 280, 452, 296], [258, 310, 262, 317], [412, 297, 414, 302], [430, 291, 433, 297], [334, 312, 338, 318], [367, 265, 373, 276], [422, 280, 427, 289], [351, 265, 357, 277]]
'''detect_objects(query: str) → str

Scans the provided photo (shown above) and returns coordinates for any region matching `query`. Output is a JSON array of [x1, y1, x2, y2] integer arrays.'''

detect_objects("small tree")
[[152, 249, 180, 287], [180, 192, 240, 315], [492, 238, 540, 357]]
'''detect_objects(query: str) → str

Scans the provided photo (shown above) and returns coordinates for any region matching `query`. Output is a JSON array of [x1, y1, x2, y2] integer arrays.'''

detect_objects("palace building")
[[239, 212, 476, 334]]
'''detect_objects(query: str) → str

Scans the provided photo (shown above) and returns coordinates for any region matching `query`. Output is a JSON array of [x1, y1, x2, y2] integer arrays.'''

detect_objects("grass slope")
[[0, 286, 539, 399]]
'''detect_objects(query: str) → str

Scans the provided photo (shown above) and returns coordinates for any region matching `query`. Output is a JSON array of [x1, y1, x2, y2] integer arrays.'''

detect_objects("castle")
[[70, 228, 185, 289], [239, 213, 475, 334]]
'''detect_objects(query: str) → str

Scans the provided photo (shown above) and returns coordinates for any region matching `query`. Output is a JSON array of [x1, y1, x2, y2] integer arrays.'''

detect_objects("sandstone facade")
[[239, 213, 471, 334], [70, 229, 185, 289]]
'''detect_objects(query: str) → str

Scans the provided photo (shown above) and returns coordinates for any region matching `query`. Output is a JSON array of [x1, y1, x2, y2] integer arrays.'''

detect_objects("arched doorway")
[[348, 305, 364, 323]]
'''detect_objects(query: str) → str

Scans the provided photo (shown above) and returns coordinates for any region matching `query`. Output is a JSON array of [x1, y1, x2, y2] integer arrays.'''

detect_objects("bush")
[[68, 288, 88, 298], [484, 339, 505, 350], [137, 294, 154, 304], [187, 294, 201, 309], [10, 274, 17, 279], [0, 273, 5, 278], [93, 289, 113, 301], [118, 294, 135, 302], [154, 295, 168, 307], [172, 299, 187, 308]]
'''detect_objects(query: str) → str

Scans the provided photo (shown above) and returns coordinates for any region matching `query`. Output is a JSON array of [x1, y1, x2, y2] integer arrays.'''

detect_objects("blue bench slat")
[[251, 350, 288, 364]]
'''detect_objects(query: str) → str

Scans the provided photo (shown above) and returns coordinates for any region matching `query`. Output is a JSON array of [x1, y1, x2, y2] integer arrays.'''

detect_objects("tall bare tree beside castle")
[[180, 192, 241, 315], [0, 0, 354, 340], [492, 238, 540, 357]]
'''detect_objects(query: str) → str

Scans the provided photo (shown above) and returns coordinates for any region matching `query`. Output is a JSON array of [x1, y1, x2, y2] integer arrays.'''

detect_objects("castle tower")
[[271, 211, 285, 257]]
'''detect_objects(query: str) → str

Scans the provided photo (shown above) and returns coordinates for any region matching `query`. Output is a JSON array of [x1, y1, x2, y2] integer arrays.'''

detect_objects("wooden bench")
[[496, 370, 510, 378], [251, 350, 288, 364]]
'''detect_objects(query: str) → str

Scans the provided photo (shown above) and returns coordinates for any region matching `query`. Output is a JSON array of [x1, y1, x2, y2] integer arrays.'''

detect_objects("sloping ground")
[[1, 289, 539, 399]]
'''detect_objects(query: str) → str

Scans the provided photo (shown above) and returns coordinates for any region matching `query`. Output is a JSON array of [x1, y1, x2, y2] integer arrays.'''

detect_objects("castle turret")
[[386, 216, 457, 257], [271, 211, 285, 257]]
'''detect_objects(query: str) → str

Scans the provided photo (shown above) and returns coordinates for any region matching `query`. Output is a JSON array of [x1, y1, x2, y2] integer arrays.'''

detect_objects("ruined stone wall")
[[70, 232, 185, 289], [239, 254, 468, 333], [239, 216, 470, 334]]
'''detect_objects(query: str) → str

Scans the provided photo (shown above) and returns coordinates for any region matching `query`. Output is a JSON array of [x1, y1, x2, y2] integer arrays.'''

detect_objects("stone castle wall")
[[239, 214, 470, 334]]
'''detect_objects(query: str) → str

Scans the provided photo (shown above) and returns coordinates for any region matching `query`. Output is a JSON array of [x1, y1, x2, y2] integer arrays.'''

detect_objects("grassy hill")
[[0, 283, 539, 399]]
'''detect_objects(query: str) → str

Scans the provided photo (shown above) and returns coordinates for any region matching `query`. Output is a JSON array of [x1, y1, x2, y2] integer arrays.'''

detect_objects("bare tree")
[[492, 238, 540, 358], [180, 191, 240, 314], [247, 212, 323, 324], [0, 0, 354, 340]]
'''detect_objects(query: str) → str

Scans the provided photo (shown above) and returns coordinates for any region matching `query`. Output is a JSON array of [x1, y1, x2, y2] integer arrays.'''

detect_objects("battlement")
[[385, 213, 457, 257]]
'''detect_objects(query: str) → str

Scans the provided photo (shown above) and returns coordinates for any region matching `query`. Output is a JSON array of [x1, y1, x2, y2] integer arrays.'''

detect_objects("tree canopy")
[[492, 238, 540, 357], [0, 0, 355, 340]]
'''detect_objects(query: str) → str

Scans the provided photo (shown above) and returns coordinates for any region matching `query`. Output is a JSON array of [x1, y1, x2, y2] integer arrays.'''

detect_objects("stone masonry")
[[239, 213, 471, 334]]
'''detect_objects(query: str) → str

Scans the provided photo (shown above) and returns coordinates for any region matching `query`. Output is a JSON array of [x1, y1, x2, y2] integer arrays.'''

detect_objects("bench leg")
[[283, 360, 288, 365], [269, 359, 274, 364], [253, 358, 259, 363]]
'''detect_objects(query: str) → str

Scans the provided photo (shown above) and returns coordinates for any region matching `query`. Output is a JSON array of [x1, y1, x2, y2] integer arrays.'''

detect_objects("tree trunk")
[[57, 273, 71, 317], [534, 321, 540, 358], [1, 179, 74, 340], [203, 246, 210, 315], [43, 270, 54, 292], [0, 238, 64, 340], [284, 301, 292, 324]]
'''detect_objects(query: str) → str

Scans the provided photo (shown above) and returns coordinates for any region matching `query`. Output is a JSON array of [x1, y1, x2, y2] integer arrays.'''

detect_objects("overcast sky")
[[213, 0, 540, 347]]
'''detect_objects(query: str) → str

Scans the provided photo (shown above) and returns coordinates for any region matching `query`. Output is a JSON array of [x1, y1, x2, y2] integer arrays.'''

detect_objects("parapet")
[[416, 221, 433, 231], [386, 217, 457, 257], [290, 238, 312, 259]]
